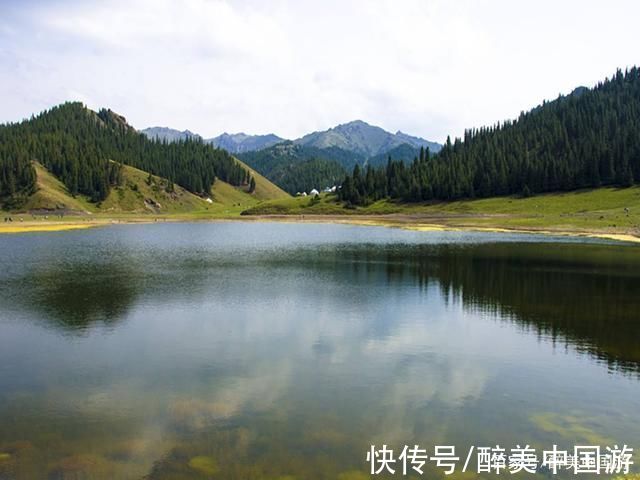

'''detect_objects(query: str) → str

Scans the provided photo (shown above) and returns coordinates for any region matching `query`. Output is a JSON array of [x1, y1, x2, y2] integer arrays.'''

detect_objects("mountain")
[[367, 143, 422, 168], [143, 121, 440, 160], [138, 121, 441, 195], [141, 127, 202, 142], [395, 131, 441, 153], [141, 127, 284, 153], [339, 67, 640, 205], [237, 122, 441, 193], [209, 132, 284, 153], [0, 102, 288, 210], [295, 120, 441, 158], [238, 141, 351, 194]]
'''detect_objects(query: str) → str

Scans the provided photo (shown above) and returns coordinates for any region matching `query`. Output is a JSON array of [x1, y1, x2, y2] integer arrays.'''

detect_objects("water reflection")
[[0, 223, 639, 479], [312, 243, 640, 374], [7, 236, 640, 373], [13, 262, 141, 332]]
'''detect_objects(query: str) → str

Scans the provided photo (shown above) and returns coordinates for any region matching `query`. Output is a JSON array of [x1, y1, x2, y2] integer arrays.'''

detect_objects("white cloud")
[[0, 0, 639, 142]]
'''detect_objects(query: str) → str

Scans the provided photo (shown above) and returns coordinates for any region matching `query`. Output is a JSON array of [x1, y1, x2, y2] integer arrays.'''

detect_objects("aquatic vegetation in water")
[[0, 441, 38, 479], [188, 456, 219, 476], [529, 412, 612, 445]]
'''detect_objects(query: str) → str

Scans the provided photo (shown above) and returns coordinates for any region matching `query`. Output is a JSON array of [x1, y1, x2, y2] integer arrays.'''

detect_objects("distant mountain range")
[[141, 120, 442, 194], [209, 132, 284, 153], [141, 127, 202, 142], [141, 120, 441, 158], [140, 128, 284, 153]]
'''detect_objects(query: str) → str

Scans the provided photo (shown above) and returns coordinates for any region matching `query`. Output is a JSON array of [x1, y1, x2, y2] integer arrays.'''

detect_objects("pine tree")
[[338, 67, 640, 205]]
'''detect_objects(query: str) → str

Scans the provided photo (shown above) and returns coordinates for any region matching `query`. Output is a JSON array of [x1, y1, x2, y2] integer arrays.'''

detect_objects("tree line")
[[340, 67, 640, 205], [0, 102, 253, 207], [238, 141, 349, 194]]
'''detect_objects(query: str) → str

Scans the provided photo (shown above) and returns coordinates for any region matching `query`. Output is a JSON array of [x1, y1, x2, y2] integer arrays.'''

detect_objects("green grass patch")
[[10, 162, 289, 219], [242, 187, 640, 233]]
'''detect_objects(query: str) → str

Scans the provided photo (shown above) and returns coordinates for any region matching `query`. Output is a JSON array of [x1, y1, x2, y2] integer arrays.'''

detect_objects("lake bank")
[[4, 186, 640, 242], [2, 212, 639, 244], [245, 213, 640, 244]]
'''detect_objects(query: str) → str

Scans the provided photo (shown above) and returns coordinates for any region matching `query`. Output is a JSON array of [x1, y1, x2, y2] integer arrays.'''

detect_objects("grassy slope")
[[22, 163, 95, 213], [241, 186, 640, 233], [10, 163, 640, 238], [14, 163, 288, 217], [99, 165, 208, 214], [234, 157, 290, 201]]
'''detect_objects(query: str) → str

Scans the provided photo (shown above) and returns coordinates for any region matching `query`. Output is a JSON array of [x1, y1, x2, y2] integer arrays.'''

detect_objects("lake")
[[0, 222, 639, 479]]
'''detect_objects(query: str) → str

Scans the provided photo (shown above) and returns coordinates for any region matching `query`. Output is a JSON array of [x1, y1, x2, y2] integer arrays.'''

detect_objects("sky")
[[1, 0, 639, 143]]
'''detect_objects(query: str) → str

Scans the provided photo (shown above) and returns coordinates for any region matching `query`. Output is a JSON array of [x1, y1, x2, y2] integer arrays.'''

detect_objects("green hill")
[[366, 143, 421, 168], [0, 102, 270, 209], [238, 141, 352, 194], [14, 162, 283, 216], [21, 163, 94, 213], [0, 101, 290, 214], [339, 67, 640, 206], [233, 157, 290, 201]]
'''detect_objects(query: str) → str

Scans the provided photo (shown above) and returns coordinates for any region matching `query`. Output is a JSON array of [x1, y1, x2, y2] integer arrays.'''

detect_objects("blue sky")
[[1, 0, 639, 142]]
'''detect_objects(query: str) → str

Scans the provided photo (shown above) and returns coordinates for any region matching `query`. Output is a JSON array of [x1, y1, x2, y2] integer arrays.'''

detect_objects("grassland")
[[240, 186, 640, 241], [21, 163, 96, 213], [0, 161, 293, 232], [234, 157, 289, 202], [10, 162, 286, 216], [3, 163, 640, 242]]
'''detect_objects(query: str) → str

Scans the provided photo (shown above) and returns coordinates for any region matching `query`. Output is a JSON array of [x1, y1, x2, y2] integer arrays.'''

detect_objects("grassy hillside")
[[7, 162, 639, 240], [99, 164, 211, 214], [21, 163, 95, 213], [11, 162, 287, 217], [234, 157, 290, 201], [241, 186, 640, 233]]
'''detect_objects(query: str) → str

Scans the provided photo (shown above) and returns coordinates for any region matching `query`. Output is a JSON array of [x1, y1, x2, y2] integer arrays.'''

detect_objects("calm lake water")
[[0, 222, 639, 479]]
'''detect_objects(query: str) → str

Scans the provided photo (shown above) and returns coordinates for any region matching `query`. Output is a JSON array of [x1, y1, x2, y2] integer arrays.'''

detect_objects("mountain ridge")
[[141, 126, 202, 142], [294, 119, 441, 158], [140, 120, 442, 158], [209, 132, 284, 153]]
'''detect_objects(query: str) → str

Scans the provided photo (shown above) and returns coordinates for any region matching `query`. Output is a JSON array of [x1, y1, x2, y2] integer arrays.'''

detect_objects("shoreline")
[[1, 213, 639, 244], [246, 215, 640, 244]]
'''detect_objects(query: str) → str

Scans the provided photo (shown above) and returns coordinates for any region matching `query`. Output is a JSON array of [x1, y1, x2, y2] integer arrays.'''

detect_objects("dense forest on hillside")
[[366, 143, 421, 168], [266, 158, 345, 194], [239, 141, 352, 193], [340, 68, 640, 205], [0, 128, 38, 208], [0, 103, 252, 207]]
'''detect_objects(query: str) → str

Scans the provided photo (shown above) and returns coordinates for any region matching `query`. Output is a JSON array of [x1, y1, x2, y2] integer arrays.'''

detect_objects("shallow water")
[[0, 222, 639, 479]]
